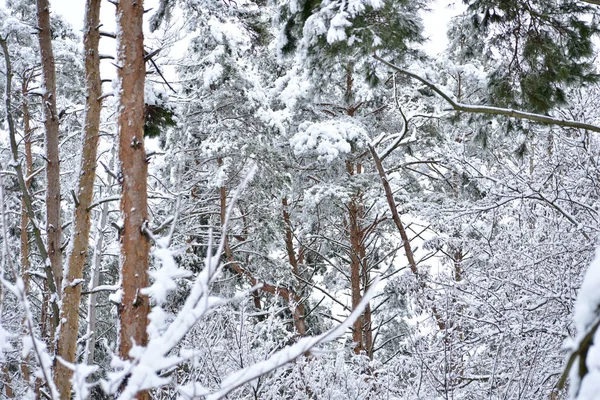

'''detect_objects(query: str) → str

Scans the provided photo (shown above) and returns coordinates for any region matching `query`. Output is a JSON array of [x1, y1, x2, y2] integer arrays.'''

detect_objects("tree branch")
[[374, 55, 600, 133], [0, 37, 60, 329]]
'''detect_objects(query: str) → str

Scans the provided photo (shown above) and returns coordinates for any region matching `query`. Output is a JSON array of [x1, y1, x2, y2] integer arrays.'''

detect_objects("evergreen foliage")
[[462, 0, 600, 112], [0, 0, 600, 398]]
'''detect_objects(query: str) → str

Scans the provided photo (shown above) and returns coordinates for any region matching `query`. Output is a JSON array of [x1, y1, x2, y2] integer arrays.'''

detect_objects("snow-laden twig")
[[0, 164, 59, 399], [194, 277, 380, 400], [107, 165, 257, 399]]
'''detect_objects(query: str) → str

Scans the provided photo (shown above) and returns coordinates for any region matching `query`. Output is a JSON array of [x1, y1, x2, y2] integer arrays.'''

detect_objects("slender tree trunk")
[[343, 66, 372, 355], [2, 367, 13, 398], [116, 1, 150, 398], [84, 185, 110, 366], [348, 199, 363, 354], [282, 197, 307, 336], [370, 145, 446, 331], [20, 74, 33, 383], [1, 34, 59, 399], [36, 0, 63, 302], [346, 161, 365, 355], [360, 238, 373, 359], [54, 0, 102, 396], [218, 173, 305, 334]]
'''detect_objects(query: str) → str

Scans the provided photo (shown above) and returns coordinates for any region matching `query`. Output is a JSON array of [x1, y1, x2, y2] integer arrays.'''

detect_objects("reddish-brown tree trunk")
[[36, 0, 63, 303], [360, 234, 373, 359], [54, 0, 102, 396], [370, 146, 446, 331], [218, 176, 306, 335], [116, 1, 150, 399], [282, 197, 307, 336], [2, 365, 14, 397], [346, 161, 365, 355]]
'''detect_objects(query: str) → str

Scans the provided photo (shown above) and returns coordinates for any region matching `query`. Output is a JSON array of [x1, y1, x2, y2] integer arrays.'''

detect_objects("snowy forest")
[[2, 0, 600, 398]]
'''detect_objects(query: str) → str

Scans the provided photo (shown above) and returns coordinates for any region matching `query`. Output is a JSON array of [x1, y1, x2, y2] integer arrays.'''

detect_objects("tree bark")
[[2, 366, 14, 398], [218, 176, 306, 335], [36, 0, 63, 300], [346, 161, 365, 355], [54, 0, 102, 396], [282, 197, 307, 336], [116, 1, 150, 398], [20, 72, 34, 383], [369, 145, 446, 331]]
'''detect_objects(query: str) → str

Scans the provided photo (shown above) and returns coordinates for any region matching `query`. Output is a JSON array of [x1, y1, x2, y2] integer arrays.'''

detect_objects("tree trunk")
[[346, 161, 365, 355], [54, 0, 102, 396], [36, 0, 63, 304], [282, 197, 307, 336], [1, 34, 60, 356], [116, 0, 150, 398], [360, 233, 373, 359], [84, 185, 111, 366], [2, 365, 14, 398], [343, 66, 372, 356], [20, 73, 33, 383], [370, 145, 446, 331]]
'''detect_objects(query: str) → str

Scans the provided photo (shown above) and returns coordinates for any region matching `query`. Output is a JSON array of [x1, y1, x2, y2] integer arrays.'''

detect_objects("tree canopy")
[[0, 0, 600, 398]]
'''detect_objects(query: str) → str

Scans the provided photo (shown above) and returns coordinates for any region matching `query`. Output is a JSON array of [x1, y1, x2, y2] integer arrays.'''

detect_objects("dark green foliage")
[[460, 0, 600, 112], [279, 0, 322, 55], [149, 0, 176, 32], [278, 0, 425, 82], [144, 104, 176, 138], [514, 140, 528, 159]]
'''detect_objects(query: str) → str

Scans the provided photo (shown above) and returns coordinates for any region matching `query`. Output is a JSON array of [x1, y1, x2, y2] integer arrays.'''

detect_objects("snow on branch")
[[0, 161, 59, 399], [186, 277, 380, 400], [560, 249, 600, 398], [374, 55, 600, 133], [107, 166, 258, 399], [108, 161, 379, 399]]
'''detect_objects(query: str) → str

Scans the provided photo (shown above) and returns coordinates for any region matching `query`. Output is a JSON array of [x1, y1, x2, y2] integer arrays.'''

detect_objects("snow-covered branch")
[[374, 55, 600, 133]]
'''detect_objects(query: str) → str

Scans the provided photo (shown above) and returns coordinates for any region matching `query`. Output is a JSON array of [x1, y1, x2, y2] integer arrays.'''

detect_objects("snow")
[[109, 289, 123, 304], [203, 63, 224, 88], [290, 118, 369, 162], [143, 247, 192, 305], [574, 249, 600, 334], [327, 13, 351, 44], [275, 69, 312, 110], [0, 324, 12, 361], [570, 248, 600, 399], [207, 16, 251, 54]]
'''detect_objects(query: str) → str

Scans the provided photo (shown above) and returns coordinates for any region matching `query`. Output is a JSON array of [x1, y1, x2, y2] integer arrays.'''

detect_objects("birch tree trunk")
[[116, 1, 150, 398], [54, 0, 102, 396]]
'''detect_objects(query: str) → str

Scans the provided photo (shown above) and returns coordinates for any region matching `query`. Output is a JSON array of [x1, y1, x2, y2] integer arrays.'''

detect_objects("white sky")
[[423, 0, 465, 55], [0, 0, 461, 57]]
